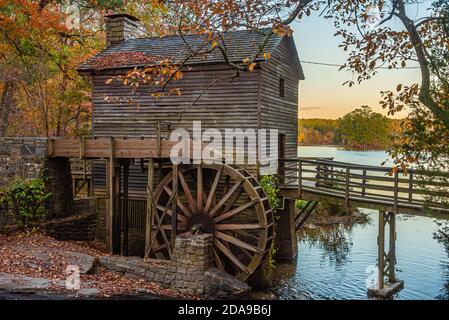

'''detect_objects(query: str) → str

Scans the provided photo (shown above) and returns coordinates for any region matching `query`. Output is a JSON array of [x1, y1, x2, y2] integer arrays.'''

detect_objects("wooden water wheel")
[[148, 163, 273, 281]]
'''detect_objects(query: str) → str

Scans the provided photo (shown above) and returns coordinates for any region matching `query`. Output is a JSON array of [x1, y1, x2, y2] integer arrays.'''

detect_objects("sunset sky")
[[291, 5, 425, 119]]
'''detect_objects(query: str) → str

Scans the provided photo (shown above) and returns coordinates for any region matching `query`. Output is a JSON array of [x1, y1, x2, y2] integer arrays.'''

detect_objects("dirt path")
[[0, 232, 186, 299]]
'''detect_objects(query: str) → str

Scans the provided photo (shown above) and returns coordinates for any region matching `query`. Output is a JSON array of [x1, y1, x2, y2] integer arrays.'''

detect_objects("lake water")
[[298, 145, 395, 167], [270, 146, 449, 300]]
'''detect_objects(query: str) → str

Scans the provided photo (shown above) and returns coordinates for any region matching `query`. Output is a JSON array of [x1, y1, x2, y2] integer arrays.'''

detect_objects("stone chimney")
[[105, 13, 146, 47]]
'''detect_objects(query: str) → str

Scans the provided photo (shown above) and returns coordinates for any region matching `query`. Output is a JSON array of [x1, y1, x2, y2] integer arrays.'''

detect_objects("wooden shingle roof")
[[78, 29, 303, 78]]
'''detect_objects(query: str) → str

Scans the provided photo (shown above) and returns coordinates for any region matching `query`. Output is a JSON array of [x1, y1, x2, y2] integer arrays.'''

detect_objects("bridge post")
[[275, 197, 298, 261], [368, 211, 404, 299]]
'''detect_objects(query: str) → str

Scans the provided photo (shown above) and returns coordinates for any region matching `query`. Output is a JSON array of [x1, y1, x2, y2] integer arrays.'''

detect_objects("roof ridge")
[[131, 27, 275, 41], [77, 28, 285, 72]]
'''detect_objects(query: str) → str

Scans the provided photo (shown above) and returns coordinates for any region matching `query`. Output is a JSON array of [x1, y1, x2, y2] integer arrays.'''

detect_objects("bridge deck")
[[278, 158, 449, 215]]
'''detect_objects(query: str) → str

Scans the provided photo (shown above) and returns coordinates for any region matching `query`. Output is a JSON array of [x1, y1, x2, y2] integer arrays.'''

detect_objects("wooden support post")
[[105, 159, 114, 253], [388, 212, 396, 283], [88, 177, 93, 197], [145, 159, 155, 260], [47, 138, 54, 156], [362, 169, 367, 196], [393, 171, 399, 213], [171, 164, 178, 248], [156, 121, 161, 157], [113, 163, 121, 254], [378, 210, 385, 290], [345, 167, 350, 208], [72, 178, 76, 198], [331, 166, 335, 188], [408, 171, 413, 203], [297, 160, 302, 198], [123, 160, 130, 256], [79, 136, 85, 159], [370, 211, 403, 298]]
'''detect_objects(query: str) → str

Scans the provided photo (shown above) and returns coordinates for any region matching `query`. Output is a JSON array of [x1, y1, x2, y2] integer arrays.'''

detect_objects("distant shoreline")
[[298, 144, 388, 151]]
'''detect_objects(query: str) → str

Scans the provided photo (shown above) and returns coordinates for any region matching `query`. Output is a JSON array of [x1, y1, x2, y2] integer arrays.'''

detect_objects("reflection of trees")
[[299, 223, 354, 266], [433, 220, 449, 300]]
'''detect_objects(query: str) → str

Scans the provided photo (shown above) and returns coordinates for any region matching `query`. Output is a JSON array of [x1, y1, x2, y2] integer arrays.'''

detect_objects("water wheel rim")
[[151, 163, 273, 281]]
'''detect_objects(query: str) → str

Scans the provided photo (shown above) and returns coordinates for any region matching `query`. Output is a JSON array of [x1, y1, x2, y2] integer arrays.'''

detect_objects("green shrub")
[[259, 175, 280, 269], [295, 199, 308, 209], [0, 178, 51, 227], [259, 175, 280, 210]]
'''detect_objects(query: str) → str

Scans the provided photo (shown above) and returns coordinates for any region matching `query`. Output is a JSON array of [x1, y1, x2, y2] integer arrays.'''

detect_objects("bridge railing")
[[278, 158, 449, 211]]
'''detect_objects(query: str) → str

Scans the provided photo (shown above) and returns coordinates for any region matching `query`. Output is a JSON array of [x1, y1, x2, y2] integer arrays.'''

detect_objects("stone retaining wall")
[[44, 198, 97, 241], [0, 137, 74, 226], [98, 234, 250, 298]]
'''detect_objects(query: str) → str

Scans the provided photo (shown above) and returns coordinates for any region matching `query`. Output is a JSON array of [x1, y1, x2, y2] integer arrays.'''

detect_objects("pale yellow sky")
[[292, 12, 422, 119]]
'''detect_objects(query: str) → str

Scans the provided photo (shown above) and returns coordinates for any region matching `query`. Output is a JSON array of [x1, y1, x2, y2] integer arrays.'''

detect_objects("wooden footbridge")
[[278, 157, 449, 216], [50, 137, 449, 295], [277, 157, 449, 296]]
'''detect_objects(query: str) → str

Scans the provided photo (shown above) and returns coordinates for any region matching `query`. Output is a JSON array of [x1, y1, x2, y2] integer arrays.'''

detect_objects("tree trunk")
[[0, 81, 16, 136]]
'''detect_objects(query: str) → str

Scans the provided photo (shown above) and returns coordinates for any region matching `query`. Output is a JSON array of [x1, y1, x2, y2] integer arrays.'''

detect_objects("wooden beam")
[[345, 167, 350, 208], [388, 212, 396, 283], [144, 159, 155, 260], [171, 164, 178, 248], [156, 121, 161, 157], [298, 159, 302, 198], [79, 136, 85, 159], [112, 162, 121, 254], [378, 211, 385, 290], [123, 160, 130, 256], [105, 159, 113, 253]]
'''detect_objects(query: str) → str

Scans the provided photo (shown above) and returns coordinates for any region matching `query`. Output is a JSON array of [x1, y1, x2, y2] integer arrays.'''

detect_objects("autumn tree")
[[320, 0, 448, 170], [338, 106, 391, 150], [0, 0, 128, 136]]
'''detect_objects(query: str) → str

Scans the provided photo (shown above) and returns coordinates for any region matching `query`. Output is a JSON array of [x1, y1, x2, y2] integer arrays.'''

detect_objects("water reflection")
[[433, 220, 449, 300], [299, 224, 354, 267], [270, 211, 449, 300]]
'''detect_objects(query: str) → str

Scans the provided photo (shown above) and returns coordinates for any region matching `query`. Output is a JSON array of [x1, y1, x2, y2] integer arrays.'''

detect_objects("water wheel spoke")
[[163, 186, 192, 217], [221, 175, 231, 199], [204, 166, 223, 213], [215, 223, 264, 230], [221, 188, 243, 216], [212, 248, 225, 272], [235, 244, 253, 260], [209, 179, 243, 217], [214, 238, 249, 274], [161, 224, 188, 231], [178, 170, 197, 214], [213, 198, 259, 223], [149, 194, 174, 257], [232, 229, 260, 241], [214, 230, 261, 254], [153, 242, 170, 252], [197, 165, 203, 214], [155, 204, 189, 223]]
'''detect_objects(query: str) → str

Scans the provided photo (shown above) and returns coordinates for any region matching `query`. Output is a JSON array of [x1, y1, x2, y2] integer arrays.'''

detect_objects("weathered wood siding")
[[259, 37, 300, 175], [92, 65, 261, 195]]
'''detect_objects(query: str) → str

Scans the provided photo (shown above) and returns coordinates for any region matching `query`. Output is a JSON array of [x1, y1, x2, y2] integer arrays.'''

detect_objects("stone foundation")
[[98, 234, 250, 298]]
